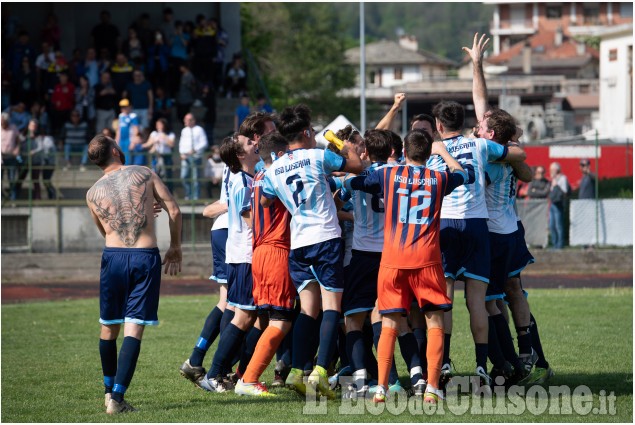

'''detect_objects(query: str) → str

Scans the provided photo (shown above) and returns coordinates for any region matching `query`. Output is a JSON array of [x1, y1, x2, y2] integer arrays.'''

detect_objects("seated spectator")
[[527, 165, 550, 199], [83, 47, 100, 88], [225, 54, 246, 98], [75, 75, 95, 131], [123, 26, 145, 70], [233, 94, 250, 132], [61, 110, 89, 170], [152, 86, 173, 124], [21, 118, 57, 199], [50, 72, 75, 138], [123, 70, 153, 130], [145, 117, 175, 191], [35, 42, 55, 97], [5, 102, 31, 131], [94, 72, 117, 133], [147, 31, 170, 90], [30, 101, 49, 134], [110, 53, 134, 98]]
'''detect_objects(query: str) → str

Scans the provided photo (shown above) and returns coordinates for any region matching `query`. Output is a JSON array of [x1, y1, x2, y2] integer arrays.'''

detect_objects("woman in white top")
[[146, 117, 176, 192]]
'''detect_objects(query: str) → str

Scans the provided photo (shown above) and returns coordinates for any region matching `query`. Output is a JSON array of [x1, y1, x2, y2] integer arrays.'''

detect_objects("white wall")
[[379, 65, 422, 88]]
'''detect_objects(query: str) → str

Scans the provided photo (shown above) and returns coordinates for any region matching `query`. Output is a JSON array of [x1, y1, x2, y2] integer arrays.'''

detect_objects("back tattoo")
[[87, 166, 152, 246]]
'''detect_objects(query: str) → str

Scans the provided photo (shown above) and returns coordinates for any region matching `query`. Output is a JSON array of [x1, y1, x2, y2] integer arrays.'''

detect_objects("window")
[[369, 71, 376, 85], [609, 49, 618, 62], [1, 215, 28, 248], [546, 5, 562, 19], [394, 67, 403, 81], [583, 3, 600, 25], [620, 2, 633, 18]]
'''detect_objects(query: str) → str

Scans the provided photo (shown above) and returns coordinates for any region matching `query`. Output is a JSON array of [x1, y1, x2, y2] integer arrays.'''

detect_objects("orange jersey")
[[350, 164, 466, 269], [252, 169, 291, 250]]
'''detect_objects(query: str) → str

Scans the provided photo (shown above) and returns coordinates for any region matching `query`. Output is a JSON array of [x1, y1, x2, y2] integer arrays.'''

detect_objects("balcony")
[[490, 19, 536, 36]]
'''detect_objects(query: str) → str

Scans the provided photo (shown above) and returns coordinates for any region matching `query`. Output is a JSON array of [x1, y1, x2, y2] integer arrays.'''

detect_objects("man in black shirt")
[[578, 159, 596, 199], [94, 72, 118, 133], [92, 11, 120, 60]]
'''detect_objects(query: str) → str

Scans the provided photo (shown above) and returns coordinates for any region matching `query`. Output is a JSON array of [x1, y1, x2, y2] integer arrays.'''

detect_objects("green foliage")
[[574, 35, 602, 51], [2, 289, 633, 422], [599, 177, 633, 199]]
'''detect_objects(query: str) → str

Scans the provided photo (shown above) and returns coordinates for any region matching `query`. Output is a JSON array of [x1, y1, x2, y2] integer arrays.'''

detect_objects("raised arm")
[[152, 172, 182, 275], [340, 141, 364, 174], [375, 92, 406, 130], [463, 33, 491, 122], [431, 141, 465, 175]]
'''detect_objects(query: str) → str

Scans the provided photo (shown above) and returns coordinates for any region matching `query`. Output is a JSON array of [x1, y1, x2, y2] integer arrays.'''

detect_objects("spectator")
[[122, 26, 145, 70], [75, 75, 96, 132], [210, 18, 228, 91], [225, 54, 246, 98], [146, 117, 175, 191], [204, 144, 224, 198], [152, 86, 173, 124], [110, 53, 134, 97], [191, 15, 216, 84], [114, 98, 139, 165], [578, 159, 596, 199], [168, 20, 190, 96], [83, 47, 100, 88], [160, 7, 176, 42], [5, 102, 31, 131], [1, 61, 11, 111], [8, 30, 36, 77], [135, 13, 154, 51], [101, 127, 115, 138], [123, 70, 153, 130], [94, 72, 117, 133], [527, 165, 550, 199], [147, 31, 170, 91], [61, 110, 89, 171], [233, 95, 250, 132], [256, 93, 273, 113], [35, 42, 55, 97], [175, 64, 197, 122], [201, 84, 216, 145], [1, 112, 24, 200], [69, 48, 85, 85], [548, 162, 569, 250], [178, 113, 208, 200], [97, 48, 112, 75], [41, 50, 69, 98], [21, 118, 57, 199], [30, 101, 49, 134], [91, 10, 120, 60], [41, 14, 61, 50], [50, 72, 75, 138], [128, 125, 148, 166]]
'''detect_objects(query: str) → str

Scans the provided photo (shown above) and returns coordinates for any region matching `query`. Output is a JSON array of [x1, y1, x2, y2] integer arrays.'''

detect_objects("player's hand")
[[462, 33, 490, 64], [431, 141, 448, 157], [153, 201, 163, 217], [162, 246, 182, 276], [393, 93, 406, 109]]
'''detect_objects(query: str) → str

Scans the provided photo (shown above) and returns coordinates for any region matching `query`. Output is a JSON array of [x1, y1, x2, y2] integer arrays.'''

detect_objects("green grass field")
[[2, 287, 632, 422]]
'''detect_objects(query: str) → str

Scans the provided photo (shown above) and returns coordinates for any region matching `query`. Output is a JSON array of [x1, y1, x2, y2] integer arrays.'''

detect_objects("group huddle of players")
[[176, 33, 554, 404]]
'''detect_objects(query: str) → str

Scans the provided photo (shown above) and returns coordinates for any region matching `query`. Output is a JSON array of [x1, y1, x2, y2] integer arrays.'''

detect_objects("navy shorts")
[[486, 232, 516, 302], [342, 250, 381, 316], [508, 221, 535, 278], [289, 238, 344, 293], [227, 263, 256, 311], [210, 228, 228, 284], [99, 247, 162, 326], [440, 218, 491, 283]]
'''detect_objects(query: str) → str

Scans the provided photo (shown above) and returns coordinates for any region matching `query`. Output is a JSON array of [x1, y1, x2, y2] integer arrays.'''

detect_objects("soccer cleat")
[[369, 379, 403, 395], [307, 365, 336, 400], [490, 361, 515, 387], [328, 365, 352, 390], [180, 359, 206, 384], [343, 383, 369, 399], [412, 378, 427, 397], [439, 361, 453, 392], [423, 384, 445, 404], [373, 386, 387, 403], [272, 360, 291, 387], [226, 369, 243, 386], [104, 393, 111, 407], [525, 366, 555, 385], [474, 366, 492, 397], [285, 368, 307, 396], [518, 349, 539, 385], [196, 375, 228, 393], [106, 398, 137, 414], [235, 379, 276, 397]]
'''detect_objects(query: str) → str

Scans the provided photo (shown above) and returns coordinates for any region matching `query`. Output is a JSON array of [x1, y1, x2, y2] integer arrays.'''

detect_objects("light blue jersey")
[[225, 170, 253, 264], [485, 162, 519, 234], [262, 148, 345, 250], [211, 165, 231, 231], [342, 162, 391, 252], [426, 135, 507, 219]]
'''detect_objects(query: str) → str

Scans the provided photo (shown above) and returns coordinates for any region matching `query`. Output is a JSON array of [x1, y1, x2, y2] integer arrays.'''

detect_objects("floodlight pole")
[[360, 1, 366, 133]]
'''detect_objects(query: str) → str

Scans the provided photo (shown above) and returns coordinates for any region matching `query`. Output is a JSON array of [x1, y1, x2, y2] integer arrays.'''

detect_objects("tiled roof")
[[345, 40, 457, 66]]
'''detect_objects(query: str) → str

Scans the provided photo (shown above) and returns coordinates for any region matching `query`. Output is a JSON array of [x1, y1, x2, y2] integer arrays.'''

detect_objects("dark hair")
[[432, 101, 465, 132], [363, 130, 392, 162], [258, 132, 288, 164], [278, 104, 311, 143], [411, 113, 435, 134], [156, 117, 170, 132], [239, 112, 274, 140], [88, 134, 116, 167], [219, 135, 244, 174], [404, 129, 434, 163], [485, 108, 516, 145], [384, 130, 403, 159], [335, 125, 359, 143]]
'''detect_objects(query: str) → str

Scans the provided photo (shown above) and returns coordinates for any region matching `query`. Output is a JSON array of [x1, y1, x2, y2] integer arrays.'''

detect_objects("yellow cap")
[[119, 99, 130, 107]]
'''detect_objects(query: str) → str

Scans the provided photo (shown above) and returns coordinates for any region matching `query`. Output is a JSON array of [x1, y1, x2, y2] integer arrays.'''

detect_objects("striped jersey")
[[252, 169, 291, 250], [351, 164, 467, 268], [485, 162, 519, 234], [342, 162, 391, 253], [225, 170, 254, 264], [211, 165, 231, 231], [262, 148, 345, 250], [426, 135, 507, 219]]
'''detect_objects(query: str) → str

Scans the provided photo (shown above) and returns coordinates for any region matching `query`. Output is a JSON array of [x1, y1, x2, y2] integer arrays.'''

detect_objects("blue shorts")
[[227, 263, 256, 311], [99, 247, 162, 326], [210, 228, 228, 283], [342, 250, 381, 316], [440, 218, 491, 284], [486, 232, 515, 302], [508, 221, 535, 278], [289, 238, 344, 293]]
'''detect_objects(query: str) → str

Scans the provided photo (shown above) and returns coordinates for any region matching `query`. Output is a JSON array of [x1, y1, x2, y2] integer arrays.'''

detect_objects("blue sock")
[[219, 309, 235, 334], [398, 332, 422, 385], [372, 322, 399, 385], [346, 330, 364, 372], [491, 314, 522, 371], [304, 316, 321, 371], [237, 326, 263, 375], [112, 336, 141, 402], [530, 313, 549, 369], [99, 339, 117, 393], [336, 325, 348, 369], [208, 323, 245, 378], [190, 306, 224, 367], [277, 330, 293, 366], [413, 327, 428, 370], [487, 316, 507, 369], [363, 321, 378, 380], [292, 313, 317, 370], [316, 310, 340, 368]]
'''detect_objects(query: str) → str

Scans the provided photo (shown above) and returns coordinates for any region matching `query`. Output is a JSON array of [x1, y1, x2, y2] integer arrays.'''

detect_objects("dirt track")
[[1, 273, 631, 304]]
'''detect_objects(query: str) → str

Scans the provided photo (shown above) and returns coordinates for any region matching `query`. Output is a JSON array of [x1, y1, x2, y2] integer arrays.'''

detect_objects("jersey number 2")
[[286, 174, 307, 207]]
